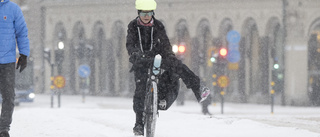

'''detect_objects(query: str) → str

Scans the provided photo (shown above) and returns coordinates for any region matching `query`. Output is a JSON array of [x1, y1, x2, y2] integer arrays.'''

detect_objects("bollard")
[[50, 76, 54, 108], [220, 91, 225, 114], [271, 89, 275, 114], [58, 89, 61, 108], [270, 81, 275, 114]]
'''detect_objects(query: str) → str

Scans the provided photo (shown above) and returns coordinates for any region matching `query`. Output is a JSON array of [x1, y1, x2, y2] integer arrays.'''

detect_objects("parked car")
[[1, 57, 36, 106], [14, 88, 35, 106]]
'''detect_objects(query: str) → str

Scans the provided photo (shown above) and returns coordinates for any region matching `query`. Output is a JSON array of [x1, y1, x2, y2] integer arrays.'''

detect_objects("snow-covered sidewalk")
[[9, 94, 320, 137]]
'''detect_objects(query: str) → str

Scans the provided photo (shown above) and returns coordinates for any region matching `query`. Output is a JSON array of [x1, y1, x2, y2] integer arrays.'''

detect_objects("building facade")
[[18, 0, 320, 105]]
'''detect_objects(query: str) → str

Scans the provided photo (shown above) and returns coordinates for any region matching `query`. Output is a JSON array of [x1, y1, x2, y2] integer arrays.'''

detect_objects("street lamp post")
[[55, 41, 64, 108], [76, 39, 93, 101], [44, 48, 55, 108], [43, 41, 65, 108], [281, 0, 288, 106], [55, 41, 65, 75]]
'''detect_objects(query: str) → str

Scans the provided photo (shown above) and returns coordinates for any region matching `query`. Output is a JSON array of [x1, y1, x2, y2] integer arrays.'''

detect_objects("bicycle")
[[132, 53, 182, 136], [143, 54, 162, 137]]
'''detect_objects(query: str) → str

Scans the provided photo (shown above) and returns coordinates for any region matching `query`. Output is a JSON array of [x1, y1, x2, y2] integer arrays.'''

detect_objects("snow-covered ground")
[[9, 94, 320, 137]]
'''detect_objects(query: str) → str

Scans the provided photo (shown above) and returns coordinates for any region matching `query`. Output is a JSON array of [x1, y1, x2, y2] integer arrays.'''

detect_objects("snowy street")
[[9, 94, 320, 137]]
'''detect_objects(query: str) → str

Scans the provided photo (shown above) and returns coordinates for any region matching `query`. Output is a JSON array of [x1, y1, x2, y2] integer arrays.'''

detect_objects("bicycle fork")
[[149, 54, 162, 116], [145, 54, 162, 137]]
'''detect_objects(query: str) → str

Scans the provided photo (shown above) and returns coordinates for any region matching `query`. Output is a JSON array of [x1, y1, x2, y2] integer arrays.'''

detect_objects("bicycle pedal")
[[158, 99, 166, 110]]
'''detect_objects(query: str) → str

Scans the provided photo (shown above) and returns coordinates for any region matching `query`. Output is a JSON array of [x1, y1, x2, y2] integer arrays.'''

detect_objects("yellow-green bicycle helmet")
[[135, 0, 157, 10]]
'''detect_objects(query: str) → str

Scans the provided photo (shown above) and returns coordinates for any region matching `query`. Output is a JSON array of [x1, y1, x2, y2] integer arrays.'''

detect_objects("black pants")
[[132, 57, 200, 124], [0, 63, 15, 132]]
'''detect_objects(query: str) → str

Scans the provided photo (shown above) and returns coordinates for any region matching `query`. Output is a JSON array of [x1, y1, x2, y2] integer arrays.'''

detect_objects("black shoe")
[[0, 131, 10, 137], [133, 123, 144, 136]]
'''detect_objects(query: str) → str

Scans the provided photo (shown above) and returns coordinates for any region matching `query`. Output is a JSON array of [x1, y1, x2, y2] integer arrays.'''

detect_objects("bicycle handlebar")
[[130, 54, 163, 73], [134, 56, 155, 64]]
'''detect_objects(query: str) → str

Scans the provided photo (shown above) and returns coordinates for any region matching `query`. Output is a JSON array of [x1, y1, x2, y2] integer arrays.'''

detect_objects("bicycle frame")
[[144, 54, 162, 137]]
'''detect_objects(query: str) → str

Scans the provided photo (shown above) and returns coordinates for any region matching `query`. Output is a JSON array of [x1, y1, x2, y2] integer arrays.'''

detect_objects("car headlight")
[[28, 93, 35, 99]]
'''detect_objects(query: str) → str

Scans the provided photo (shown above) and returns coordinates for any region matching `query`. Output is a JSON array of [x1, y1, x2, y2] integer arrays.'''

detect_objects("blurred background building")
[[13, 0, 320, 106]]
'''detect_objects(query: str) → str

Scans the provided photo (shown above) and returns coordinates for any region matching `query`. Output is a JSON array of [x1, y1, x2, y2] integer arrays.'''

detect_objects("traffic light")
[[55, 41, 65, 74], [216, 47, 228, 64], [210, 50, 217, 63], [210, 56, 216, 63], [178, 44, 186, 54], [55, 41, 64, 65], [273, 58, 279, 70], [219, 48, 228, 58], [172, 44, 178, 53], [43, 48, 51, 64], [55, 49, 64, 65], [215, 47, 228, 78], [172, 43, 186, 60], [273, 63, 279, 70], [172, 43, 186, 54]]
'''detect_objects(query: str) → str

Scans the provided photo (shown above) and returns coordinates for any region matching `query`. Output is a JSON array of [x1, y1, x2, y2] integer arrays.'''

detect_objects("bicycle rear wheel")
[[144, 81, 158, 137]]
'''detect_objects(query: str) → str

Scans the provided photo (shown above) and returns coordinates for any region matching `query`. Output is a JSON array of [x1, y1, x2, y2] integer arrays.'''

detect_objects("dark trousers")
[[132, 57, 200, 124], [0, 63, 15, 132]]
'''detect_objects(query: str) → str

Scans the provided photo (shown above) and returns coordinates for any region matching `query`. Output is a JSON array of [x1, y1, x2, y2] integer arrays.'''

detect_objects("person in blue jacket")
[[0, 0, 30, 136]]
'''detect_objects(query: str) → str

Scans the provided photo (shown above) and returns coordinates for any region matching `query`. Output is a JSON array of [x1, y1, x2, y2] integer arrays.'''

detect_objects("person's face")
[[139, 10, 153, 24]]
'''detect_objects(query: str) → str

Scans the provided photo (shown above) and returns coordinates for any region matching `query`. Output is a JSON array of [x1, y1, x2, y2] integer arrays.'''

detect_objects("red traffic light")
[[178, 45, 186, 53], [219, 48, 228, 57]]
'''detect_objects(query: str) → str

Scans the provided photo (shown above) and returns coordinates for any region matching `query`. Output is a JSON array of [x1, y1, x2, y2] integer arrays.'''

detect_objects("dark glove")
[[16, 54, 27, 73]]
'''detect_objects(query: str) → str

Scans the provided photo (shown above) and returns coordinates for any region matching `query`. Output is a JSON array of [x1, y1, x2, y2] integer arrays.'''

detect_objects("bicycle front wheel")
[[144, 81, 158, 137]]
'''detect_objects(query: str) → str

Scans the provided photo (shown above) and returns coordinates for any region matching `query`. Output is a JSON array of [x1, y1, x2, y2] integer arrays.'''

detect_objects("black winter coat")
[[126, 17, 175, 59]]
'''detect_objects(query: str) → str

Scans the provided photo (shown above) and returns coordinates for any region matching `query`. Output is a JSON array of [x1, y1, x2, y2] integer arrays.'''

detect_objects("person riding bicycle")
[[126, 0, 211, 135]]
